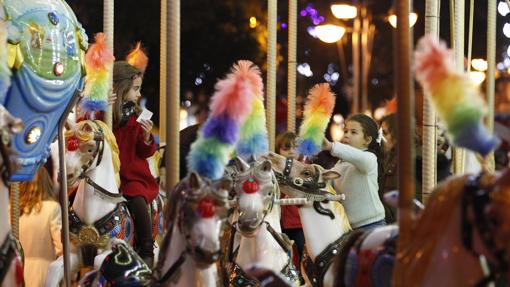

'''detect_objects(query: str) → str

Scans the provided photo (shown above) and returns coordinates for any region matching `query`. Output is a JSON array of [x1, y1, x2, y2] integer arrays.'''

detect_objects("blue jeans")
[[354, 219, 387, 232]]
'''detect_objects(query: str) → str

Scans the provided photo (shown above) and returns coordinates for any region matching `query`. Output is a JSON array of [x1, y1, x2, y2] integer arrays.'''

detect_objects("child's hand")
[[140, 119, 153, 142], [322, 137, 333, 151], [108, 89, 117, 106]]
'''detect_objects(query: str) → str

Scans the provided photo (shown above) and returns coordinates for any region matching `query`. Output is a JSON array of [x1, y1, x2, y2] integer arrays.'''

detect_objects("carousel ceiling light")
[[331, 4, 357, 19], [388, 12, 418, 28], [504, 23, 510, 38], [471, 59, 488, 72], [469, 71, 486, 85]]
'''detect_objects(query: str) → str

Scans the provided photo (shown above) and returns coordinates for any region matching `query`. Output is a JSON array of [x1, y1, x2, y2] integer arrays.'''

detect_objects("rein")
[[462, 175, 509, 287]]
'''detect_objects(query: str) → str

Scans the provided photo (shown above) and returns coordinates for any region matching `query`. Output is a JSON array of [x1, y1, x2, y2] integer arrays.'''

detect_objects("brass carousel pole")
[[166, 0, 180, 188], [486, 0, 496, 171], [422, 0, 440, 203], [104, 0, 114, 128], [287, 0, 297, 133], [393, 0, 415, 285], [267, 0, 277, 151], [159, 0, 167, 146]]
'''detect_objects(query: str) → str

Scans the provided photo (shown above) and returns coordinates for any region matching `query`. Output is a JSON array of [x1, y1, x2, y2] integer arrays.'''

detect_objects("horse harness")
[[227, 222, 300, 286], [302, 233, 351, 287], [462, 175, 510, 287], [0, 232, 18, 284], [274, 157, 326, 196], [69, 203, 124, 249]]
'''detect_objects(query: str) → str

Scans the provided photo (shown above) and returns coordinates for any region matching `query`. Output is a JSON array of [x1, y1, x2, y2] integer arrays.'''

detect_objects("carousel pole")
[[58, 93, 81, 287], [287, 0, 297, 133], [159, 0, 167, 145], [103, 0, 114, 128], [422, 0, 440, 203], [452, 0, 466, 174], [9, 183, 19, 239], [393, 0, 415, 285], [486, 0, 496, 171], [166, 0, 180, 188], [267, 0, 277, 151]]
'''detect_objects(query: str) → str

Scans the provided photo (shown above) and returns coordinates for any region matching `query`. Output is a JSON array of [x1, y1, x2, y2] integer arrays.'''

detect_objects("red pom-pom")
[[67, 136, 79, 151], [196, 198, 215, 218], [242, 178, 259, 194]]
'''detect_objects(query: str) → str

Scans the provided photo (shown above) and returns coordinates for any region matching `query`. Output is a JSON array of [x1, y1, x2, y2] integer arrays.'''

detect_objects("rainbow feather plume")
[[0, 20, 11, 100], [126, 42, 148, 73], [414, 36, 497, 156], [80, 33, 115, 116], [297, 83, 336, 156], [187, 61, 257, 179], [235, 61, 268, 160]]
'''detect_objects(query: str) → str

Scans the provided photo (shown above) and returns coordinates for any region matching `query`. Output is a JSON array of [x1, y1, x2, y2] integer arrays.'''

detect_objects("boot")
[[139, 240, 155, 268]]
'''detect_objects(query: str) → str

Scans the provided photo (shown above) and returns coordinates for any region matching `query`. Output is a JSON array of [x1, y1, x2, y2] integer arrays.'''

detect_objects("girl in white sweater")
[[322, 114, 386, 230]]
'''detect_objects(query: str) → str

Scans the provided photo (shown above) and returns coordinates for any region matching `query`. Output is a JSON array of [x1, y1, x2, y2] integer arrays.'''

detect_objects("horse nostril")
[[67, 173, 74, 179]]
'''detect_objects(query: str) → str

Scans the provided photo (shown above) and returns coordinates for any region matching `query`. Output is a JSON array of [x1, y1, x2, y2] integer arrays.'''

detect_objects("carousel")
[[0, 0, 509, 287]]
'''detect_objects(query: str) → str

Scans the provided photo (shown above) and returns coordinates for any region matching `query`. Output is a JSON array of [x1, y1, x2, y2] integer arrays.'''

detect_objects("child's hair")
[[112, 61, 143, 128], [276, 131, 297, 153], [346, 113, 383, 178], [19, 167, 55, 216], [380, 113, 397, 142]]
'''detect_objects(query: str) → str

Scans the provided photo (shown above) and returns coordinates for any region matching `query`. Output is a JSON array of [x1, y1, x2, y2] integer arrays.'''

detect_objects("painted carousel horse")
[[0, 106, 23, 287], [262, 152, 352, 287], [45, 120, 133, 287], [223, 157, 299, 286], [1, 0, 87, 180], [78, 238, 152, 287], [152, 172, 232, 287]]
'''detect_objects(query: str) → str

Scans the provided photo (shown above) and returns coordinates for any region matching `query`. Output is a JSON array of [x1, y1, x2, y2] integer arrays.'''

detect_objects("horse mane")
[[315, 164, 352, 233], [398, 175, 468, 284], [67, 120, 121, 187]]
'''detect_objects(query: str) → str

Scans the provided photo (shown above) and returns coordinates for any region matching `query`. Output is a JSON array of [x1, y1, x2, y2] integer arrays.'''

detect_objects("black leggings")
[[125, 195, 154, 258]]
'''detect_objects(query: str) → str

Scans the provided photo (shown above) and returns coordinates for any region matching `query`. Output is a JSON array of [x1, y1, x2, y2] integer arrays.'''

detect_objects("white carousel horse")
[[262, 152, 351, 287], [45, 120, 133, 287], [153, 172, 232, 287], [0, 105, 23, 287], [224, 157, 299, 286]]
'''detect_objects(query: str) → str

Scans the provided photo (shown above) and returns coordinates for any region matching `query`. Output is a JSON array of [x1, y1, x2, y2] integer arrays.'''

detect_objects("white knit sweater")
[[330, 142, 385, 228]]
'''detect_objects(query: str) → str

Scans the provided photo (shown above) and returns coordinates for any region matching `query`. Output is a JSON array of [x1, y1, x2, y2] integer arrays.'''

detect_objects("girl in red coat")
[[112, 61, 158, 266]]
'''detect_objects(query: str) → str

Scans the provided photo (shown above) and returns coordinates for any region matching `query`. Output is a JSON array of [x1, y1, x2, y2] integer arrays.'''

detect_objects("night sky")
[[66, 0, 509, 128]]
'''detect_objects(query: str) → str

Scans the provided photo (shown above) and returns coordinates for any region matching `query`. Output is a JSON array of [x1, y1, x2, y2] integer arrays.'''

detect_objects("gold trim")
[[69, 226, 109, 248]]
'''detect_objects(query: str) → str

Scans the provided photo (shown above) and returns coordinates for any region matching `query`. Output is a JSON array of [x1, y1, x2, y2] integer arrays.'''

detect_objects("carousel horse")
[[224, 157, 299, 287], [0, 106, 23, 287], [262, 152, 352, 287], [152, 172, 232, 287], [45, 120, 133, 287], [1, 0, 88, 180], [78, 238, 152, 287]]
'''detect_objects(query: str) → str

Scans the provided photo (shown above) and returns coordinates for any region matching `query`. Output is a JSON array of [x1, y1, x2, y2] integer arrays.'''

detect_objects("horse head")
[[229, 156, 277, 237], [166, 172, 232, 268], [64, 120, 119, 187], [262, 152, 340, 199]]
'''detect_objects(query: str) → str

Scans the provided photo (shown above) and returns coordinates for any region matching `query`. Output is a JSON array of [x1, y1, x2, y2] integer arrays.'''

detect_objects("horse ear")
[[80, 122, 94, 133], [189, 172, 201, 189], [235, 156, 250, 172], [322, 170, 341, 181], [261, 160, 272, 172]]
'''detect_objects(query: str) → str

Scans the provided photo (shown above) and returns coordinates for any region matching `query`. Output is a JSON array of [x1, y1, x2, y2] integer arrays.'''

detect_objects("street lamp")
[[388, 12, 418, 28], [314, 24, 346, 43], [331, 4, 357, 19]]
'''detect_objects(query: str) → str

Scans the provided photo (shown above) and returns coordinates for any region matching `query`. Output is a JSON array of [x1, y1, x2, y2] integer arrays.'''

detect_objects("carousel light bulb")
[[388, 12, 418, 28], [331, 4, 357, 19], [315, 24, 346, 43], [26, 127, 41, 144]]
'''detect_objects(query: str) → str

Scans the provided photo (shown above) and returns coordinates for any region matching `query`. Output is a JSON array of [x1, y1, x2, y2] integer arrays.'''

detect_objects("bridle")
[[273, 157, 339, 219], [72, 122, 122, 202], [154, 181, 229, 285], [462, 175, 509, 287]]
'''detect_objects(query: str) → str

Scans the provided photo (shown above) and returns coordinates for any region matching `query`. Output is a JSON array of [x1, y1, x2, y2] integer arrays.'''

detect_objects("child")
[[19, 167, 62, 287], [322, 114, 386, 230], [112, 61, 158, 266], [275, 132, 305, 267]]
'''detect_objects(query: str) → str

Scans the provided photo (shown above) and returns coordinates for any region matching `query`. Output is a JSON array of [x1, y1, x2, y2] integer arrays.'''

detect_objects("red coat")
[[281, 193, 302, 229], [113, 116, 159, 203]]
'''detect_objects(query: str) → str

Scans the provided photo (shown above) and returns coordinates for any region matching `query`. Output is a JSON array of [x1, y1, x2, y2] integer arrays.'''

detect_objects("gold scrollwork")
[[70, 226, 109, 248]]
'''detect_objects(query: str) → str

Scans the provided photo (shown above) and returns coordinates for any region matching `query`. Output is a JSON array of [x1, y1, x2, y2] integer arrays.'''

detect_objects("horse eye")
[[88, 149, 93, 153], [303, 171, 311, 177]]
